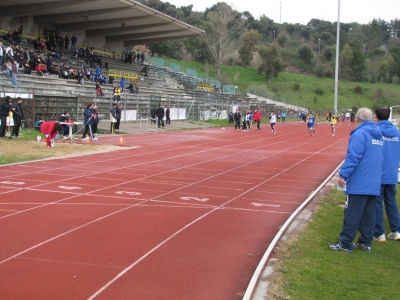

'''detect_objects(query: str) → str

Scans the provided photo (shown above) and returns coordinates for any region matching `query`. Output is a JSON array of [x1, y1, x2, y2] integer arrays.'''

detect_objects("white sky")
[[167, 0, 399, 25]]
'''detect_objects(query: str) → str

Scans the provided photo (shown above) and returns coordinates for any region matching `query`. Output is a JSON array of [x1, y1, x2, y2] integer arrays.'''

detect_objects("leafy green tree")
[[203, 3, 246, 74], [183, 37, 212, 63], [277, 35, 287, 47], [238, 30, 261, 66], [298, 44, 313, 64], [300, 27, 311, 39], [340, 43, 354, 80], [257, 44, 287, 82], [286, 24, 295, 35]]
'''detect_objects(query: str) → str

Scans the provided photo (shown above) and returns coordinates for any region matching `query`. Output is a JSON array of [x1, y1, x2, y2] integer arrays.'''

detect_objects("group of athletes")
[[232, 108, 340, 137]]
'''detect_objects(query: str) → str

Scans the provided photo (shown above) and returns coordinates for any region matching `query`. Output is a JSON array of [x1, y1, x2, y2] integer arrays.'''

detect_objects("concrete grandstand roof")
[[0, 0, 204, 46]]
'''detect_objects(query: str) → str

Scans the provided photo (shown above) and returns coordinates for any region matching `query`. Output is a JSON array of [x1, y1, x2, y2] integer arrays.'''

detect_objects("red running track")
[[0, 121, 353, 299]]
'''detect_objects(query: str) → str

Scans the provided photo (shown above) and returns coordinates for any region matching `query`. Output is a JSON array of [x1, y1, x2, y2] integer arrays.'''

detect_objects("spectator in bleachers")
[[104, 61, 109, 70], [5, 45, 14, 62], [113, 86, 121, 102], [124, 52, 128, 63], [95, 82, 104, 96], [98, 55, 102, 68], [95, 66, 101, 81], [141, 65, 149, 78], [98, 73, 108, 84], [79, 69, 85, 85], [127, 81, 134, 94], [120, 76, 126, 92], [64, 35, 69, 50], [121, 50, 125, 62], [134, 79, 140, 94], [36, 63, 45, 77], [140, 53, 145, 64], [50, 65, 59, 77], [23, 59, 31, 75], [11, 60, 18, 85], [71, 35, 77, 51], [128, 52, 132, 64], [5, 61, 12, 78]]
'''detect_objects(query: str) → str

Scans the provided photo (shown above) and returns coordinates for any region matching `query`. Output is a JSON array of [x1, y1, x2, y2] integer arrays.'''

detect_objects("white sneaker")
[[373, 234, 386, 242], [387, 231, 400, 240], [92, 137, 98, 141], [81, 138, 85, 141]]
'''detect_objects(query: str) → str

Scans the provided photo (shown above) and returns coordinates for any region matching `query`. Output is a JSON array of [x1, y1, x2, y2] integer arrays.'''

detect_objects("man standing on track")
[[234, 109, 241, 130], [10, 97, 24, 138], [373, 105, 400, 241], [0, 96, 12, 138], [329, 108, 383, 252], [157, 104, 165, 129]]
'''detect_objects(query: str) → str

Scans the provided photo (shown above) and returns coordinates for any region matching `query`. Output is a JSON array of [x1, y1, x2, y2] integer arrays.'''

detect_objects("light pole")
[[273, 30, 275, 43], [334, 0, 341, 116], [318, 38, 320, 54]]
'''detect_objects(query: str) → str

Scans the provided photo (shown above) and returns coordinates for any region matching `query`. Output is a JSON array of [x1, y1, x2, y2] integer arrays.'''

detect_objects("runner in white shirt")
[[270, 112, 277, 134]]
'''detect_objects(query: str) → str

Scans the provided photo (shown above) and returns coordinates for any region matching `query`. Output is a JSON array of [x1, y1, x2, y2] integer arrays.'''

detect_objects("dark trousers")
[[234, 119, 240, 130], [270, 122, 275, 132], [228, 118, 233, 125], [282, 117, 286, 123], [62, 125, 69, 136], [375, 184, 400, 236], [158, 117, 164, 128], [115, 119, 120, 130], [82, 125, 93, 139], [92, 124, 98, 135], [257, 120, 260, 129], [0, 115, 8, 137], [166, 117, 170, 125], [12, 117, 21, 137], [340, 194, 377, 249]]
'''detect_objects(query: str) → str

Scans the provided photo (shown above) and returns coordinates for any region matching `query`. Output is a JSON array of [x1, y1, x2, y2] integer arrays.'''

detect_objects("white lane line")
[[251, 203, 280, 208]]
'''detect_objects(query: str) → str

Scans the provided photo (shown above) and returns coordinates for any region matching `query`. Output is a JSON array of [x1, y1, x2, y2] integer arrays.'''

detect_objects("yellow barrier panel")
[[108, 69, 138, 81], [196, 84, 214, 92]]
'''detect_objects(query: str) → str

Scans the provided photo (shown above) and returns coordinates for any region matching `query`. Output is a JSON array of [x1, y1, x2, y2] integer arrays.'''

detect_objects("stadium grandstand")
[[0, 0, 306, 129]]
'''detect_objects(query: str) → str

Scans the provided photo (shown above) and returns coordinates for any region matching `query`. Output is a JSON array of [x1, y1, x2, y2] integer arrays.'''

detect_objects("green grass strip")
[[273, 188, 400, 299]]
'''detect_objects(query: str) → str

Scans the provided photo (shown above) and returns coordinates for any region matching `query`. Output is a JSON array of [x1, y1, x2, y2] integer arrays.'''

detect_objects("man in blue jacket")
[[373, 106, 400, 241], [329, 108, 383, 252]]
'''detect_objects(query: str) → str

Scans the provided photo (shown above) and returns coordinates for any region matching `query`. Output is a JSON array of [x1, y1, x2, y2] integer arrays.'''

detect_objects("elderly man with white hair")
[[329, 108, 383, 253]]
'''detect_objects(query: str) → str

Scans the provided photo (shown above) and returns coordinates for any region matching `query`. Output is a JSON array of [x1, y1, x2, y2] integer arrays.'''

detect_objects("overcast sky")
[[167, 0, 399, 25]]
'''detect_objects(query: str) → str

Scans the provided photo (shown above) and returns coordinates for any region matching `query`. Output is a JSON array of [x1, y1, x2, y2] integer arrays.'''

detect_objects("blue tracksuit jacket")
[[339, 121, 383, 195]]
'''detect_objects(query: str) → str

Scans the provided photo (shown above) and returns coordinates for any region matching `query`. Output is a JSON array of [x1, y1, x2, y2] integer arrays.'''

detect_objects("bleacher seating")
[[1, 37, 282, 126]]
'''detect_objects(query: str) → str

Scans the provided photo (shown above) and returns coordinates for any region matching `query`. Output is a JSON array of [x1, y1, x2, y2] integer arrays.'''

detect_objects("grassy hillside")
[[162, 57, 400, 113]]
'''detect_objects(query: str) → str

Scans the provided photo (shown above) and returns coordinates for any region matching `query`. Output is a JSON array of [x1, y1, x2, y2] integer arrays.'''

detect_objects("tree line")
[[138, 0, 400, 84]]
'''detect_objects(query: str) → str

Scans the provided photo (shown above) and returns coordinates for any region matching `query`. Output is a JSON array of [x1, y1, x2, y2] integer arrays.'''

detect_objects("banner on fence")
[[121, 110, 137, 121], [170, 108, 186, 120]]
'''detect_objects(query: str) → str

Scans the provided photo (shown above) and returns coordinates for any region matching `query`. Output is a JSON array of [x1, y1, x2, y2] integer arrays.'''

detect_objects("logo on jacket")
[[372, 139, 383, 145]]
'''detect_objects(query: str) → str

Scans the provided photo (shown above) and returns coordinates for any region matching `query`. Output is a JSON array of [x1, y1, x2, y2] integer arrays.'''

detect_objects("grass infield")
[[269, 188, 400, 299]]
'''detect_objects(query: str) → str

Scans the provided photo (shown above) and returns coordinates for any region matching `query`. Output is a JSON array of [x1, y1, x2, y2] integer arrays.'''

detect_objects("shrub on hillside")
[[298, 44, 314, 64], [293, 83, 300, 91], [315, 64, 325, 78], [392, 76, 400, 84], [315, 88, 324, 95], [353, 85, 363, 94]]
